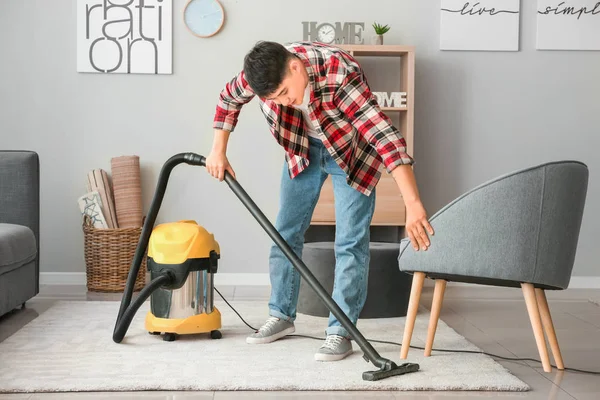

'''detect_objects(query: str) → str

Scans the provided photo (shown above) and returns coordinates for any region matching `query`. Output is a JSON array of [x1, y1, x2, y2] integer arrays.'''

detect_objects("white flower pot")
[[371, 35, 384, 45]]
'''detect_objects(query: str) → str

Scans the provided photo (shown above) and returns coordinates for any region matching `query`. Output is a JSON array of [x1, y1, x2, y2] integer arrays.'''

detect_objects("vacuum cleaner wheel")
[[163, 333, 178, 342], [155, 331, 221, 341]]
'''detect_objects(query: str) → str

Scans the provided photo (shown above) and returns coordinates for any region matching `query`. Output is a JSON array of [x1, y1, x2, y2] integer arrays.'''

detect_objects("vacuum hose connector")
[[183, 153, 205, 166]]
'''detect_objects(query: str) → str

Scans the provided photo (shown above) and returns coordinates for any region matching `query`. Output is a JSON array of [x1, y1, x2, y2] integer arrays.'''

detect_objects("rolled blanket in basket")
[[111, 155, 143, 228], [78, 191, 108, 229], [86, 169, 118, 229]]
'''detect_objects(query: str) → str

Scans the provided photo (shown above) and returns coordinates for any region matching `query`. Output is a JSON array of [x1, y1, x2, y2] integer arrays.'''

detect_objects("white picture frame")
[[536, 1, 600, 50], [440, 0, 521, 51], [77, 0, 173, 74]]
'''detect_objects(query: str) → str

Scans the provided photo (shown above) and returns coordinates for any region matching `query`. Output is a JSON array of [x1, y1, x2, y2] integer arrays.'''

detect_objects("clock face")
[[184, 0, 225, 38], [316, 23, 336, 43]]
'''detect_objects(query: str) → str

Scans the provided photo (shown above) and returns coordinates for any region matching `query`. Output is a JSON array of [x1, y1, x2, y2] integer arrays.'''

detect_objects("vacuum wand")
[[183, 152, 419, 381]]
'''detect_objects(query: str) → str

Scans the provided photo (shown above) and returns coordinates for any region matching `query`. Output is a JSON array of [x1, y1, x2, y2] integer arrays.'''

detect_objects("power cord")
[[214, 287, 600, 376]]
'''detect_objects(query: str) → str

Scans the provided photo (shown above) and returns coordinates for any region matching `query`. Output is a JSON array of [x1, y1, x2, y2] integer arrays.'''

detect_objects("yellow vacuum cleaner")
[[112, 152, 419, 381], [144, 220, 222, 341]]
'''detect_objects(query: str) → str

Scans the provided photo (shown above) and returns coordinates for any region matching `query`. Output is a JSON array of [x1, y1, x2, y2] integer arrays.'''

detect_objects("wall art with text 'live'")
[[537, 1, 600, 50], [77, 0, 172, 74], [440, 0, 521, 51]]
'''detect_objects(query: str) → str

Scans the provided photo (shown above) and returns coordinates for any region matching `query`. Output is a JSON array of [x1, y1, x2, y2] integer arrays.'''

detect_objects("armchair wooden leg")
[[536, 288, 565, 370], [521, 283, 552, 372], [400, 272, 425, 359], [425, 279, 447, 357]]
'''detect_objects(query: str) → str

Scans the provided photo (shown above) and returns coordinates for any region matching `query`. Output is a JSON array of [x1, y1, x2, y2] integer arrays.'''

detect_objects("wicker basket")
[[82, 216, 147, 292]]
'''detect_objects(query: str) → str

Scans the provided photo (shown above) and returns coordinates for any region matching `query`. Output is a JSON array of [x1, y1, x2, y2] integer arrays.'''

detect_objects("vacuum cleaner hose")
[[113, 154, 203, 344], [113, 272, 173, 343]]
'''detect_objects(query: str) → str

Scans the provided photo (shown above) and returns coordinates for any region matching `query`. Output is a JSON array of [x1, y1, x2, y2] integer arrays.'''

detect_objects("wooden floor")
[[1, 284, 599, 399]]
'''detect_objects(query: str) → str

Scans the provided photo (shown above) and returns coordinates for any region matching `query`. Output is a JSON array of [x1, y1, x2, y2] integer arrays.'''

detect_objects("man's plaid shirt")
[[213, 41, 414, 196]]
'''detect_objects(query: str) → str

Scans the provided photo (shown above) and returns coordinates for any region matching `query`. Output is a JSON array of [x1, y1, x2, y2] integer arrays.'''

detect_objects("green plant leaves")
[[372, 22, 390, 35]]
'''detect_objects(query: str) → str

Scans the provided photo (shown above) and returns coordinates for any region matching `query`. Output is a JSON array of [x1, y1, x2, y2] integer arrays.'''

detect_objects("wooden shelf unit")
[[310, 44, 415, 227]]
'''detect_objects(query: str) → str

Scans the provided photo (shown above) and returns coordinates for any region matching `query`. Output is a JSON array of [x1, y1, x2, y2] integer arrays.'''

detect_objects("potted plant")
[[372, 22, 390, 45]]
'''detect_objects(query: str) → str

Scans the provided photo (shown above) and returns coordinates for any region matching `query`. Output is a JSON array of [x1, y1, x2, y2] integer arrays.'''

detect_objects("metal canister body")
[[150, 269, 214, 319]]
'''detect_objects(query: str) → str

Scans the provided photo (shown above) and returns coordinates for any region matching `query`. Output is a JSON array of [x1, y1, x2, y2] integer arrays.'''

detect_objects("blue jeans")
[[268, 136, 376, 339]]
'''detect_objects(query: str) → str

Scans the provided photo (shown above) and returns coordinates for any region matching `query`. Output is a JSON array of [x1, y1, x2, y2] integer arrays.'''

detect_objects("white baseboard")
[[40, 272, 86, 285], [569, 276, 600, 289], [569, 277, 600, 289], [39, 272, 271, 287], [215, 273, 270, 286], [426, 277, 600, 289], [40, 273, 600, 289]]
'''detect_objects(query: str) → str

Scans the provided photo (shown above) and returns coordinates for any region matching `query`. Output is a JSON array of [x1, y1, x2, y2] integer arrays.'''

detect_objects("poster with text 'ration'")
[[77, 0, 172, 74]]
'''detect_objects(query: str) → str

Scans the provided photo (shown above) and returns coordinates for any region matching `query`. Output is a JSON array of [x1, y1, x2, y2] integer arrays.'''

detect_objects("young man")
[[207, 41, 433, 361]]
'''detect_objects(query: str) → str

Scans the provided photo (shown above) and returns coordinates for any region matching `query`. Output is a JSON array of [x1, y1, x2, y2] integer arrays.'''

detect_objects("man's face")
[[266, 59, 307, 107]]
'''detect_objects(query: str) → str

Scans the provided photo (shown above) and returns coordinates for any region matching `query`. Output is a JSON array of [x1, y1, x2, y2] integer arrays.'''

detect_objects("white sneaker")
[[246, 317, 295, 344]]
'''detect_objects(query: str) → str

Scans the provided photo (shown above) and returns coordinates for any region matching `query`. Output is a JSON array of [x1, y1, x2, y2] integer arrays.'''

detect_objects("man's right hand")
[[205, 151, 236, 181]]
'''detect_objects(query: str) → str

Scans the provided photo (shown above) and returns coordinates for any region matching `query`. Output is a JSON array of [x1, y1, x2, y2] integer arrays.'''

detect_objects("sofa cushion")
[[0, 223, 37, 276]]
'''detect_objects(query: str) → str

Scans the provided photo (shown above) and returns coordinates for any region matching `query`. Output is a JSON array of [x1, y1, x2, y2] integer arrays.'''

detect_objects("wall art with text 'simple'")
[[77, 0, 172, 74], [440, 0, 521, 51], [537, 1, 600, 50]]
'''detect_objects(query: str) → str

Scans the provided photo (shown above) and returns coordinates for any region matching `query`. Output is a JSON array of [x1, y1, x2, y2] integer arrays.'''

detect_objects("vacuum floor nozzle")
[[362, 362, 420, 381]]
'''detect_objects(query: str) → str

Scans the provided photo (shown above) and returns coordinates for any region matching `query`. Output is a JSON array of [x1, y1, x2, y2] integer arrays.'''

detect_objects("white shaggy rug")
[[0, 300, 528, 393]]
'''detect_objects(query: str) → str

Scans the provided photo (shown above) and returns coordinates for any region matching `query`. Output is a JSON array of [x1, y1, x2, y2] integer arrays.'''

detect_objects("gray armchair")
[[0, 151, 40, 317], [397, 161, 589, 373]]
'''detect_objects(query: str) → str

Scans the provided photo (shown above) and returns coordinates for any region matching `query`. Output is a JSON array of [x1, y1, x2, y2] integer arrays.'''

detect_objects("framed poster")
[[537, 1, 600, 50], [440, 0, 521, 51], [77, 0, 172, 74]]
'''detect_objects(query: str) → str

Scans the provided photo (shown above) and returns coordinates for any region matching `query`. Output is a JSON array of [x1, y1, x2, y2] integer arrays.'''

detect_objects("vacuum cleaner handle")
[[115, 152, 418, 381]]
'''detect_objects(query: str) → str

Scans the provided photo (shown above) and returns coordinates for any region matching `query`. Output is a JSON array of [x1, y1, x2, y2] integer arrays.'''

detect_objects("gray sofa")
[[0, 151, 40, 318]]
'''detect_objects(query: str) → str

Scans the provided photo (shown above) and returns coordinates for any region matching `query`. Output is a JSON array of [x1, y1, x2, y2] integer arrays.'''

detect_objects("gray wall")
[[1, 0, 599, 278]]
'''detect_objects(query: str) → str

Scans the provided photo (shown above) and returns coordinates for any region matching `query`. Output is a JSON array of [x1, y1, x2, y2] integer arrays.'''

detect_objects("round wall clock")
[[183, 0, 225, 38], [316, 23, 336, 44]]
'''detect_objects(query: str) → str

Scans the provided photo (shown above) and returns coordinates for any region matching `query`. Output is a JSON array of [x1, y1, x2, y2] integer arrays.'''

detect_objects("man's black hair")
[[243, 41, 295, 98]]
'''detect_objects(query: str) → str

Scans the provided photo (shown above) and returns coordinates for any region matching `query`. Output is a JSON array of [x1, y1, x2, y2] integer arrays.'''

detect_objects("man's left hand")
[[405, 201, 434, 251]]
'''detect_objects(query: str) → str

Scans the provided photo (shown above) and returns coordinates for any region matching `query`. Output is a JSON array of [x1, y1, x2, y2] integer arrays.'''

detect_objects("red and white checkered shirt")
[[213, 41, 414, 196]]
